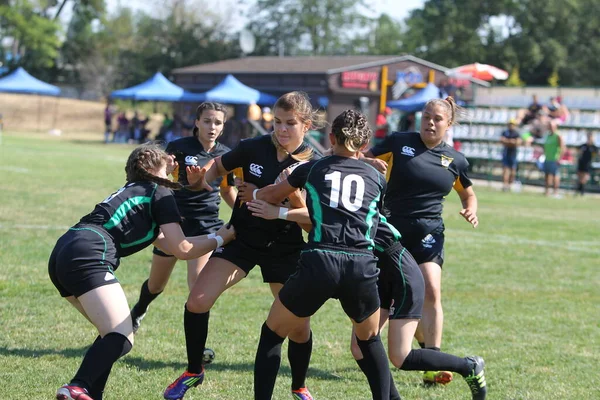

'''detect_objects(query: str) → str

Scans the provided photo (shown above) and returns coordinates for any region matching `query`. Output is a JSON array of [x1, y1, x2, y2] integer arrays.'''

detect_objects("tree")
[[245, 0, 374, 56], [0, 0, 62, 76]]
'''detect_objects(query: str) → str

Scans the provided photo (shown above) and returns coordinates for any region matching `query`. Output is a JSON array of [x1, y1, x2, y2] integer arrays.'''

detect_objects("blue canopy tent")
[[386, 83, 442, 112], [0, 67, 61, 96], [0, 67, 61, 137], [199, 74, 277, 105], [110, 72, 204, 102]]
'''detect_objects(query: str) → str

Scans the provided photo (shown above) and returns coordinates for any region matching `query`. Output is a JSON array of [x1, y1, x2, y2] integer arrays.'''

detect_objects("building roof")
[[173, 55, 489, 86], [173, 55, 400, 74]]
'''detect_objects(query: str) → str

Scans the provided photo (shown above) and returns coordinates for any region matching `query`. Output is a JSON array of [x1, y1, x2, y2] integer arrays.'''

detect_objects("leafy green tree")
[[0, 0, 61, 76], [246, 0, 373, 56]]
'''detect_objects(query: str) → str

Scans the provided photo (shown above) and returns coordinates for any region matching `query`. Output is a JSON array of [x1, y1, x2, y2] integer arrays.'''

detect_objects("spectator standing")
[[575, 132, 598, 196], [543, 121, 566, 197], [103, 103, 113, 143], [500, 119, 521, 191]]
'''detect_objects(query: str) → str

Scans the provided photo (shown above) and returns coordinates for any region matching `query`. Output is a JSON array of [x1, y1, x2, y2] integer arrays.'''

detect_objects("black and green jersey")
[[287, 155, 386, 252], [78, 181, 181, 257], [370, 132, 472, 219], [166, 137, 233, 219], [373, 214, 402, 252], [221, 134, 315, 248]]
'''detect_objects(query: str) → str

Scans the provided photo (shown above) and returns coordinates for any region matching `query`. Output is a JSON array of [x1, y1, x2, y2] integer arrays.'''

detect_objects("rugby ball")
[[274, 161, 308, 184]]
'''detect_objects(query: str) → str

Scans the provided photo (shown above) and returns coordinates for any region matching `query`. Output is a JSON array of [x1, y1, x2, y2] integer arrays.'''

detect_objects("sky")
[[102, 0, 426, 29]]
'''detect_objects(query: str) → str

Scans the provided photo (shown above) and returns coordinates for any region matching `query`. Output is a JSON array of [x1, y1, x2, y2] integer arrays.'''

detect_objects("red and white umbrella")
[[446, 63, 509, 81]]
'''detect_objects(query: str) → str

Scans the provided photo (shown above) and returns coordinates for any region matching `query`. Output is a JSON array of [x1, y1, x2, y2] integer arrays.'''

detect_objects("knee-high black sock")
[[254, 323, 285, 400], [88, 367, 111, 400], [356, 358, 401, 400], [399, 349, 470, 376], [135, 279, 162, 314], [356, 334, 391, 400], [87, 336, 110, 400], [578, 182, 585, 195], [288, 331, 312, 390], [71, 332, 132, 390], [184, 304, 209, 373]]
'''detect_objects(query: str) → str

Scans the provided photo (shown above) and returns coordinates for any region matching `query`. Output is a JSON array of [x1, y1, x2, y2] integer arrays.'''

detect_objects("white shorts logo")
[[104, 272, 116, 281], [421, 234, 436, 249], [213, 246, 224, 254], [185, 156, 198, 166], [401, 146, 415, 157], [249, 163, 264, 177]]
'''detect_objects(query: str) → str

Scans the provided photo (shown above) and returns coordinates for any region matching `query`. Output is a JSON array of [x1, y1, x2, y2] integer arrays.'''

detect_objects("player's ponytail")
[[125, 143, 183, 190], [331, 109, 372, 152]]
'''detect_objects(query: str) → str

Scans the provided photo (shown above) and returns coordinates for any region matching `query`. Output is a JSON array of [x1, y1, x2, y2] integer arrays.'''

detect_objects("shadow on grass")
[[0, 346, 343, 381], [0, 345, 89, 359]]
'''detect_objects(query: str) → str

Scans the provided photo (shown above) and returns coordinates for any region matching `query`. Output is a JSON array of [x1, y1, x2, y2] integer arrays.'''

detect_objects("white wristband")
[[278, 207, 289, 220], [214, 235, 224, 248], [207, 233, 216, 239], [252, 188, 259, 200]]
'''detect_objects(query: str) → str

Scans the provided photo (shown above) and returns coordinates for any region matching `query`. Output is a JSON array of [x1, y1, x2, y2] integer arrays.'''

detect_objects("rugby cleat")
[[462, 356, 487, 400], [423, 370, 453, 385], [130, 303, 146, 334], [56, 384, 93, 400], [292, 387, 314, 400], [163, 368, 204, 400]]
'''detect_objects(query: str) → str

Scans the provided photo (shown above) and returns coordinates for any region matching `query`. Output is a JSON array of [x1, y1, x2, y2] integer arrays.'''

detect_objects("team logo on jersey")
[[249, 163, 264, 177], [440, 155, 453, 168], [401, 146, 415, 157], [185, 155, 198, 166], [421, 234, 436, 248]]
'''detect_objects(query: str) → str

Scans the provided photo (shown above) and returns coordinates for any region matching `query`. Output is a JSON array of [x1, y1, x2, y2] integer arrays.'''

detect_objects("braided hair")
[[192, 102, 228, 137], [271, 91, 325, 162], [125, 143, 182, 190], [331, 109, 372, 152]]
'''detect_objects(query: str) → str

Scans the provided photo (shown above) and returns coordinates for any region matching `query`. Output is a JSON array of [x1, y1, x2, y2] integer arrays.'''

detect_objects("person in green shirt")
[[543, 121, 566, 197]]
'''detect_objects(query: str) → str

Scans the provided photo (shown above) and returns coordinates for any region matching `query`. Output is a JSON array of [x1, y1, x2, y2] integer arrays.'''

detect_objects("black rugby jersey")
[[221, 134, 315, 247], [373, 215, 402, 251], [167, 137, 233, 219], [578, 143, 598, 167], [78, 182, 181, 258], [370, 132, 472, 219], [287, 155, 386, 252]]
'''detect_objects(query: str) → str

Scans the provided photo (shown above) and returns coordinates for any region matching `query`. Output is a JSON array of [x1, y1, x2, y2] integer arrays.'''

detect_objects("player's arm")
[[219, 184, 237, 208], [246, 200, 311, 225], [154, 222, 235, 260], [455, 185, 478, 228], [255, 180, 297, 205]]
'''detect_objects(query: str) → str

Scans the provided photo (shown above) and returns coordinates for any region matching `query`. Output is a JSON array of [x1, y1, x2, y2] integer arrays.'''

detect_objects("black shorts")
[[153, 218, 223, 257], [279, 248, 380, 323], [389, 216, 445, 267], [210, 237, 303, 284], [577, 162, 591, 173], [376, 243, 424, 320], [48, 227, 120, 298]]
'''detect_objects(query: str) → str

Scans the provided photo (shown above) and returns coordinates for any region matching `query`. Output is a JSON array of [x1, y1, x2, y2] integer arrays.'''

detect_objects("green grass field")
[[1, 132, 599, 400]]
